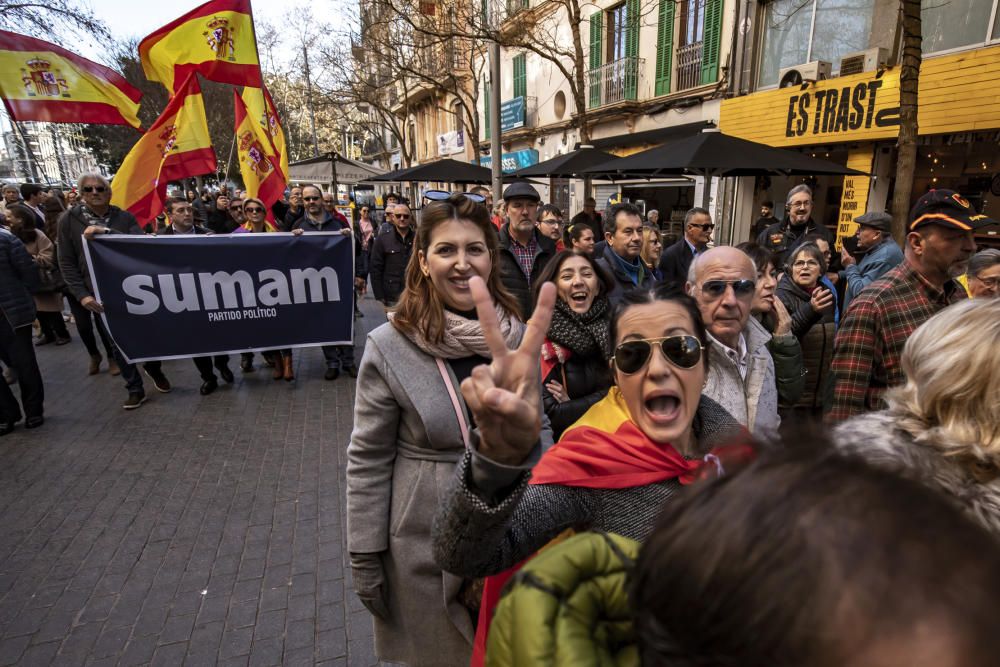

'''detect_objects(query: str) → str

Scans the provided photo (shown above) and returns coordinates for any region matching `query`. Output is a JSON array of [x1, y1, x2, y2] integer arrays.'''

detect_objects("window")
[[607, 3, 629, 63], [758, 0, 876, 88], [680, 0, 705, 46], [923, 0, 1000, 54], [512, 54, 527, 99], [654, 0, 675, 95]]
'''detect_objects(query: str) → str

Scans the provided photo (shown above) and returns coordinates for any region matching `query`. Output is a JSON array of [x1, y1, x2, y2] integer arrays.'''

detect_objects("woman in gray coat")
[[346, 194, 541, 666]]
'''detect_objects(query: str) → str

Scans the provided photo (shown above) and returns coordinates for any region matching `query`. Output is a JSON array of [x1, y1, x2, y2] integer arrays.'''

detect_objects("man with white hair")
[[756, 184, 833, 265], [687, 246, 779, 437]]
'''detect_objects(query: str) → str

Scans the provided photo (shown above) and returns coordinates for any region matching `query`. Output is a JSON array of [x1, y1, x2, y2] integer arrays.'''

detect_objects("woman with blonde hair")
[[346, 193, 541, 666], [835, 298, 1000, 535]]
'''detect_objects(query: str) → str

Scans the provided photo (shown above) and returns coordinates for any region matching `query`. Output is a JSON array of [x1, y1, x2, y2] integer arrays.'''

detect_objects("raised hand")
[[460, 276, 555, 466], [772, 296, 792, 336], [810, 286, 835, 313]]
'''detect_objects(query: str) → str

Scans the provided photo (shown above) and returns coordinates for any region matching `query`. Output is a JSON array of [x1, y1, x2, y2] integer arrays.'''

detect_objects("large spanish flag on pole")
[[234, 89, 283, 227], [111, 74, 217, 223], [139, 0, 262, 94], [0, 30, 142, 127], [241, 85, 288, 182]]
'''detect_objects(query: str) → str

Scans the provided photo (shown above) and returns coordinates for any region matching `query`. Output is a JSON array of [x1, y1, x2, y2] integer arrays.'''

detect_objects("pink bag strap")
[[436, 358, 471, 449]]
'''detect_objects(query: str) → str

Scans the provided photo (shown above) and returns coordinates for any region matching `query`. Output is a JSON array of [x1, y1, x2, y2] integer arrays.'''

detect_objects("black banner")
[[84, 232, 354, 362]]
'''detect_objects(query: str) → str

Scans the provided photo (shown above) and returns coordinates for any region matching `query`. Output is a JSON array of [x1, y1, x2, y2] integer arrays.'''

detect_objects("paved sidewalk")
[[0, 298, 388, 666]]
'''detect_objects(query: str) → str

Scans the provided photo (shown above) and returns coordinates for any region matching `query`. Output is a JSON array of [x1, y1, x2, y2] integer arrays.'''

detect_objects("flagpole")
[[223, 132, 237, 189]]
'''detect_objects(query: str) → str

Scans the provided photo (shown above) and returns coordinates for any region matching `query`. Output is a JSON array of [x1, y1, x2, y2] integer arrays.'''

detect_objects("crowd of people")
[[342, 183, 1000, 666], [2, 172, 1000, 665]]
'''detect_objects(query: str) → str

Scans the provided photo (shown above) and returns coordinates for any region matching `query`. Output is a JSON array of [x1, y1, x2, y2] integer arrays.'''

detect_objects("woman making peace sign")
[[345, 194, 554, 667]]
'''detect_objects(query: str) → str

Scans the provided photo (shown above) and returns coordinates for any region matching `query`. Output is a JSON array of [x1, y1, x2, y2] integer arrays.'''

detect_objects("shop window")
[[922, 0, 999, 54], [758, 0, 876, 88]]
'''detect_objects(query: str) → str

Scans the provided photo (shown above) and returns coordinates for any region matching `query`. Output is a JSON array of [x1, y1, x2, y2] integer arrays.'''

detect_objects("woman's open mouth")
[[644, 391, 681, 424], [570, 290, 590, 306], [449, 277, 471, 290]]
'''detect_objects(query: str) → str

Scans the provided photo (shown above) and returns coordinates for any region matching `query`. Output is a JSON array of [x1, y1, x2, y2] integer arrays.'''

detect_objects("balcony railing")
[[586, 56, 644, 109], [677, 41, 703, 91]]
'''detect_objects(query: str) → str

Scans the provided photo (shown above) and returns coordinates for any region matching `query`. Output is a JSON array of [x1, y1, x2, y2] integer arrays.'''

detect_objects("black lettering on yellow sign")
[[785, 81, 901, 138]]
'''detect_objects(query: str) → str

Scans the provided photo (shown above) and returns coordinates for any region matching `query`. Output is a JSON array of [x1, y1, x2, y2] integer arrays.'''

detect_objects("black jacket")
[[658, 237, 696, 287], [161, 225, 210, 235], [57, 204, 143, 302], [206, 207, 238, 234], [776, 275, 836, 411], [0, 227, 40, 329], [542, 353, 612, 440], [756, 218, 833, 267], [294, 212, 366, 280], [369, 226, 414, 304], [497, 224, 557, 318], [595, 250, 652, 305]]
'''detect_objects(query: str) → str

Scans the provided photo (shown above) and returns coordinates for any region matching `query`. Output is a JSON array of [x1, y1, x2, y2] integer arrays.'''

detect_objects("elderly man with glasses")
[[687, 246, 779, 438], [963, 248, 1000, 299]]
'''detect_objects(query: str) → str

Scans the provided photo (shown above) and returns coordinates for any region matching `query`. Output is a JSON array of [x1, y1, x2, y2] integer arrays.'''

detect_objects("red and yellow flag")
[[139, 0, 262, 93], [111, 74, 217, 223], [234, 88, 284, 225], [0, 30, 142, 127], [241, 85, 288, 181]]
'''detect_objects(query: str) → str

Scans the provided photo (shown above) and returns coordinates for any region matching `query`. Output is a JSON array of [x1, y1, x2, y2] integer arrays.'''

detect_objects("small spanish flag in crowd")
[[111, 74, 217, 223], [233, 88, 283, 224], [241, 85, 288, 181], [0, 29, 142, 128], [139, 0, 262, 93]]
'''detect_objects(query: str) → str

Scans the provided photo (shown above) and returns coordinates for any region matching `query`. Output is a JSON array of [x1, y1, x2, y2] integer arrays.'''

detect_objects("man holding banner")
[[57, 174, 172, 410], [159, 198, 236, 396]]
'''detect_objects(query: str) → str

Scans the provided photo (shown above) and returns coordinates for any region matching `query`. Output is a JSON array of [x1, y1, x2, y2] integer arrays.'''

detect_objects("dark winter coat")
[[497, 224, 556, 318], [595, 250, 652, 305], [369, 226, 415, 304], [206, 207, 238, 234], [0, 227, 40, 329], [57, 204, 143, 302], [294, 212, 365, 280], [776, 275, 837, 411], [756, 218, 833, 266], [542, 353, 612, 440], [658, 237, 696, 287]]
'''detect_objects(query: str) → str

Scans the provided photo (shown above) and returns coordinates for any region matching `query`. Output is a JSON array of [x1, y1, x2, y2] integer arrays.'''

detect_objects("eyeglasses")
[[244, 206, 265, 213], [688, 223, 715, 231], [423, 190, 486, 204], [974, 277, 999, 289], [395, 214, 411, 220], [614, 335, 704, 375], [303, 196, 321, 202], [700, 279, 756, 299], [82, 186, 107, 193], [792, 259, 821, 269]]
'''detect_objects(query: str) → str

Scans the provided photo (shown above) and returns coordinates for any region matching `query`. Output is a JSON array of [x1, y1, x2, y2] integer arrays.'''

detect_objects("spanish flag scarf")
[[470, 388, 752, 666]]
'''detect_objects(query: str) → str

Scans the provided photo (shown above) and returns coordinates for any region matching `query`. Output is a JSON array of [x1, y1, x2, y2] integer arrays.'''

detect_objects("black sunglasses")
[[614, 335, 704, 375], [424, 190, 486, 203], [82, 186, 107, 193], [303, 196, 321, 202], [244, 206, 265, 213], [700, 279, 756, 299], [689, 222, 715, 231]]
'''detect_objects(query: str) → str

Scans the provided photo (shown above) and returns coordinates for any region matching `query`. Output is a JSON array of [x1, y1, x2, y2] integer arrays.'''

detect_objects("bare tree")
[[0, 0, 109, 42], [891, 0, 920, 244]]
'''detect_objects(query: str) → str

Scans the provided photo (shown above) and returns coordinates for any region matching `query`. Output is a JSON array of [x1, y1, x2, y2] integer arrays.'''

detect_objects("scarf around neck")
[[389, 304, 524, 359], [547, 296, 610, 358]]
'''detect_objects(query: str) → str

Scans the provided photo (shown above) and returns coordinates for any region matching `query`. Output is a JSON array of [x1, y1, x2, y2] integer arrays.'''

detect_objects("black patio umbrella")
[[512, 146, 618, 179], [385, 158, 494, 184], [368, 164, 420, 182], [584, 132, 863, 208]]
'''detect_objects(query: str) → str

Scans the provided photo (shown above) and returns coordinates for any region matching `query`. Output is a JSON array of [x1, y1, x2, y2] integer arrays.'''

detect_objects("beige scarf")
[[390, 305, 524, 359]]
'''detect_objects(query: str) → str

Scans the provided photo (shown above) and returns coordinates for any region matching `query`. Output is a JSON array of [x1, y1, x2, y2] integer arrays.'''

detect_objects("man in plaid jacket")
[[828, 190, 995, 422]]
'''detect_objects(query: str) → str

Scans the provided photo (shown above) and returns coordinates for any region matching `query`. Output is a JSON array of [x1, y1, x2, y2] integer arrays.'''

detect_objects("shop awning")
[[287, 153, 387, 186], [589, 121, 715, 151], [585, 131, 862, 207], [512, 147, 618, 179]]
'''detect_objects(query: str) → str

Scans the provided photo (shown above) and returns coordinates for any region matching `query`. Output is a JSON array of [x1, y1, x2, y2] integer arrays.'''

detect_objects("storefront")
[[720, 43, 1000, 250]]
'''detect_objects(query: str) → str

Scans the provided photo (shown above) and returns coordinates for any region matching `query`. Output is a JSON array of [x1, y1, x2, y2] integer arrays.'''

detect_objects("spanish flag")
[[111, 74, 217, 223], [0, 30, 142, 128], [139, 0, 262, 94], [233, 89, 283, 223], [241, 85, 288, 181]]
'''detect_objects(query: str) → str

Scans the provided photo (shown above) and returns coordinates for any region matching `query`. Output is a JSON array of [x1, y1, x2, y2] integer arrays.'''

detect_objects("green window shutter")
[[700, 0, 722, 85], [513, 54, 526, 99], [588, 12, 603, 108], [655, 0, 675, 96], [625, 0, 639, 99], [484, 81, 490, 137]]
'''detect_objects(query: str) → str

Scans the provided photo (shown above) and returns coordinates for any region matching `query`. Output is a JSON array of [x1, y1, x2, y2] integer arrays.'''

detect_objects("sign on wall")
[[478, 148, 538, 173], [437, 129, 465, 156], [500, 97, 526, 133], [835, 148, 875, 251]]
